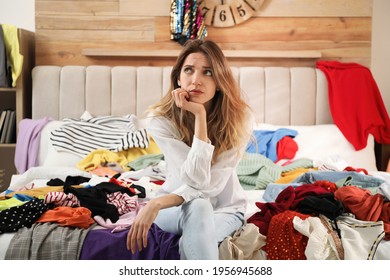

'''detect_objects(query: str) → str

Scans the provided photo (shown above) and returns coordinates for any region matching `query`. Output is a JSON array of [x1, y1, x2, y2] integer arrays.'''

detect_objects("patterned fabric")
[[5, 222, 92, 259], [0, 198, 49, 234], [264, 210, 310, 260], [50, 114, 149, 156]]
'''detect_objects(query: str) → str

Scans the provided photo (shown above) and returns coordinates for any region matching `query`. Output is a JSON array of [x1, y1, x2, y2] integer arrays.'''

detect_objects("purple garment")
[[14, 117, 52, 173], [79, 223, 180, 260]]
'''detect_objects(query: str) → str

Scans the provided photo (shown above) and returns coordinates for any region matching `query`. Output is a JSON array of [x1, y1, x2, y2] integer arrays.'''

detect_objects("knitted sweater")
[[237, 152, 313, 190]]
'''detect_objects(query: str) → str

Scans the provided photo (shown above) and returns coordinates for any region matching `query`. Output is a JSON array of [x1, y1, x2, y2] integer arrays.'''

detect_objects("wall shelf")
[[82, 49, 322, 59], [0, 88, 16, 92]]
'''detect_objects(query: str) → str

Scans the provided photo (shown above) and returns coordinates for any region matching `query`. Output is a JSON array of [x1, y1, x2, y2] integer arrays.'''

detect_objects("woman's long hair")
[[149, 39, 251, 162]]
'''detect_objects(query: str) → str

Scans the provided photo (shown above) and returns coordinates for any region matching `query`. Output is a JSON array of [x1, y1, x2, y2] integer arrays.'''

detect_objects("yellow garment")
[[5, 186, 64, 199], [77, 137, 161, 172], [0, 197, 26, 210], [1, 24, 23, 87], [275, 167, 317, 184]]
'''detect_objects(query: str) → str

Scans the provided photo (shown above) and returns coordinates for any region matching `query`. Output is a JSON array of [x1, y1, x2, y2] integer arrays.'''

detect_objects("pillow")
[[253, 123, 377, 171], [37, 112, 149, 168], [37, 120, 83, 167]]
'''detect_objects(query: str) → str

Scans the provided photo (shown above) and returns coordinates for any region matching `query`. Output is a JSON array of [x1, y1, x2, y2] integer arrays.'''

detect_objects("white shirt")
[[146, 112, 253, 214]]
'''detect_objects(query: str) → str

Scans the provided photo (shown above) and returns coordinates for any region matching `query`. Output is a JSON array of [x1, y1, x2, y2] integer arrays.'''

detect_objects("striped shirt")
[[50, 114, 149, 156]]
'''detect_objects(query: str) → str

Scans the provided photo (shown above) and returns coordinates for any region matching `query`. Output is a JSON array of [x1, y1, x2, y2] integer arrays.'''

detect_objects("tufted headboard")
[[32, 65, 332, 125]]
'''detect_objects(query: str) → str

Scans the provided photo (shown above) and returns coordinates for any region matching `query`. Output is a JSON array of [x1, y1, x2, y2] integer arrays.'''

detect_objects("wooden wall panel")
[[119, 0, 171, 16], [36, 15, 155, 31], [35, 0, 373, 67], [207, 17, 371, 42], [36, 1, 120, 16], [255, 0, 372, 17]]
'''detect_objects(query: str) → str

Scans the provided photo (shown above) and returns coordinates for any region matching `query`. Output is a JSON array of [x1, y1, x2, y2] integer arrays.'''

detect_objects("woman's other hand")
[[126, 200, 159, 254]]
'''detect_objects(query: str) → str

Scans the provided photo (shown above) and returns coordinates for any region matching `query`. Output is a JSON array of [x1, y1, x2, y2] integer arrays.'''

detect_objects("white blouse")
[[146, 112, 253, 214]]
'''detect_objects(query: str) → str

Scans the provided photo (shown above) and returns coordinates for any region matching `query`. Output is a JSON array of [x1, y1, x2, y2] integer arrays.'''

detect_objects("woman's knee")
[[184, 198, 213, 214], [181, 198, 214, 223]]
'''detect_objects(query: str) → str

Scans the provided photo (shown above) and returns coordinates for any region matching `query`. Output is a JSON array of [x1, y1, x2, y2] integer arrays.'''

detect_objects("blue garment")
[[246, 128, 297, 162], [292, 171, 385, 193], [263, 183, 303, 202], [154, 198, 244, 260]]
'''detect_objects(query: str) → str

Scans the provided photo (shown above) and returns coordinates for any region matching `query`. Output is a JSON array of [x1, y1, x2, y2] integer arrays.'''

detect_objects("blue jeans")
[[154, 198, 244, 260], [292, 171, 385, 193]]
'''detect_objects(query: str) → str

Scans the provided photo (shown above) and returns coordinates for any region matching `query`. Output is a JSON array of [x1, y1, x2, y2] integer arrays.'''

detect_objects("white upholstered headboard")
[[32, 65, 332, 125]]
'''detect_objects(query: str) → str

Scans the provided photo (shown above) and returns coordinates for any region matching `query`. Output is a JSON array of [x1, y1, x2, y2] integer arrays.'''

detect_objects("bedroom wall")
[[0, 0, 35, 32], [32, 0, 372, 68]]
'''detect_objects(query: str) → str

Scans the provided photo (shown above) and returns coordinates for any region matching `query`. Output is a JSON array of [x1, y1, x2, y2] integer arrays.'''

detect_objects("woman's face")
[[178, 52, 217, 108]]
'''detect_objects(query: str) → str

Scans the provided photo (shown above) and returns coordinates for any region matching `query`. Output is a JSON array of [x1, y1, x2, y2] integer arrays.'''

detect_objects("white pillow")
[[253, 123, 377, 171], [37, 120, 83, 167]]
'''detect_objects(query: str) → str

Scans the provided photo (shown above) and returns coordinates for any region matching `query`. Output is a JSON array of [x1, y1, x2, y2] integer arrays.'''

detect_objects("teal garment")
[[127, 153, 164, 171], [236, 152, 313, 190]]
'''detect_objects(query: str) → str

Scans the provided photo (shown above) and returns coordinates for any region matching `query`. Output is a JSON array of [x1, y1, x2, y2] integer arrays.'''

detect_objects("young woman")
[[126, 39, 253, 259]]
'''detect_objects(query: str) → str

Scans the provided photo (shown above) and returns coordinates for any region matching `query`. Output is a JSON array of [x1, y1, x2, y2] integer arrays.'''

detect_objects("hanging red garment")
[[316, 61, 390, 150]]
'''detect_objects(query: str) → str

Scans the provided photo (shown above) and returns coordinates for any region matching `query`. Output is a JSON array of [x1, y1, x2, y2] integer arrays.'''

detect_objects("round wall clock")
[[199, 0, 265, 28]]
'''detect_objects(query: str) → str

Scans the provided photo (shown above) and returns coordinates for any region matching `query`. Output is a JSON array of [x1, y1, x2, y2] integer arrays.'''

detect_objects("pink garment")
[[316, 61, 390, 150], [94, 201, 147, 232], [14, 117, 52, 173]]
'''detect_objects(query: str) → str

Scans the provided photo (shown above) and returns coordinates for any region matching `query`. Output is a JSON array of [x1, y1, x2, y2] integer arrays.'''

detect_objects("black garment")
[[297, 193, 344, 220], [46, 175, 91, 187], [0, 25, 12, 87], [0, 198, 50, 233], [63, 182, 146, 222], [297, 193, 344, 237]]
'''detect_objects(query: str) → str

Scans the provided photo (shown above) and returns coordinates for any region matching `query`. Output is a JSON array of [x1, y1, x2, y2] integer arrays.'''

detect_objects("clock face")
[[199, 0, 264, 27]]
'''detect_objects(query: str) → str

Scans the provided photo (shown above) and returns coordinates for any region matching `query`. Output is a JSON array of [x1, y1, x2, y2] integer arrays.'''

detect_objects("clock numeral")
[[213, 4, 235, 27], [199, 2, 216, 26], [231, 1, 252, 25], [219, 9, 227, 22], [236, 4, 246, 17], [199, 0, 265, 27], [201, 6, 210, 18]]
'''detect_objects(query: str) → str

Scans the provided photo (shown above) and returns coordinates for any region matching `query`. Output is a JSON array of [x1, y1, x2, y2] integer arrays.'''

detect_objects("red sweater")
[[317, 60, 390, 150]]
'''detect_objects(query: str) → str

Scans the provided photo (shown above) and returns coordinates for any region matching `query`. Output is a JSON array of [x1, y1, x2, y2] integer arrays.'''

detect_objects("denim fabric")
[[292, 171, 384, 193], [262, 183, 303, 202], [154, 198, 244, 260]]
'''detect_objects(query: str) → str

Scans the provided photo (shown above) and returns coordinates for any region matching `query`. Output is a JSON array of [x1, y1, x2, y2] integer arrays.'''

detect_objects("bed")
[[1, 64, 389, 260]]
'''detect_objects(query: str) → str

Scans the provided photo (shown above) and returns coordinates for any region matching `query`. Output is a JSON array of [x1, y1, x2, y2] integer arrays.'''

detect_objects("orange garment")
[[36, 206, 95, 229], [275, 168, 316, 184], [90, 166, 120, 177], [335, 185, 390, 240]]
